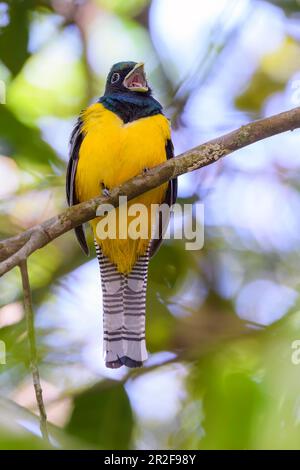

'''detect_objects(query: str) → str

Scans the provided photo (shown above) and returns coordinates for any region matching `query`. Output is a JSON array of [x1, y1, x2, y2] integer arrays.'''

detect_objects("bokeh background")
[[1, 0, 300, 450]]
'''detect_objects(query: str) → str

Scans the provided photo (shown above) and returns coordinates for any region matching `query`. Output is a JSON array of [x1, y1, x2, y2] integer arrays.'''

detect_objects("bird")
[[66, 61, 177, 368]]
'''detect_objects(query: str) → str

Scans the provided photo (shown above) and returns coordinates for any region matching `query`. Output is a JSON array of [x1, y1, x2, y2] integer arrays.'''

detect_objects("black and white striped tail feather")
[[95, 241, 150, 368], [123, 250, 149, 367]]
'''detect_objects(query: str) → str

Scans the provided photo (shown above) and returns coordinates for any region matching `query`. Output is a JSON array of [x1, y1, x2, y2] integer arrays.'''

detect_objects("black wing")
[[149, 139, 178, 258], [66, 118, 89, 256]]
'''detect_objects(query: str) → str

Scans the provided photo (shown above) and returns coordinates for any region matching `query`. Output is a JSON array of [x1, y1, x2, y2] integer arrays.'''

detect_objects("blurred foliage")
[[66, 381, 134, 449], [0, 106, 59, 168], [0, 0, 32, 75], [173, 311, 300, 450], [236, 37, 300, 112], [264, 0, 300, 15], [97, 0, 150, 17], [1, 0, 300, 451]]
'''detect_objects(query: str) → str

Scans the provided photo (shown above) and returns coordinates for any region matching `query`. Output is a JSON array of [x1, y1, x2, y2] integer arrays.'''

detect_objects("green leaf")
[[0, 0, 32, 75], [0, 1, 54, 75], [66, 381, 134, 449], [0, 105, 61, 168]]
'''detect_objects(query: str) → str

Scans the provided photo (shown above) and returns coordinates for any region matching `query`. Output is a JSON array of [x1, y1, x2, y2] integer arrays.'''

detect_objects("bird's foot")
[[100, 182, 110, 197], [102, 187, 110, 197]]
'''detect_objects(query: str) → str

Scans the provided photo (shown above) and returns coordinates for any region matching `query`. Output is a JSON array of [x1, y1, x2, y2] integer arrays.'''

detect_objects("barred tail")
[[122, 247, 149, 367], [95, 243, 150, 369], [95, 244, 125, 368]]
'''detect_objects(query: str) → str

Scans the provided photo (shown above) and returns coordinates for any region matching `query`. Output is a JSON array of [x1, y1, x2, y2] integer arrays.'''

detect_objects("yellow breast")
[[75, 103, 170, 272]]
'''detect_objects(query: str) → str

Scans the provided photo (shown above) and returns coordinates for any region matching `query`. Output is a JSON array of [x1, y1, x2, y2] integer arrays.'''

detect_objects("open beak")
[[123, 62, 148, 92]]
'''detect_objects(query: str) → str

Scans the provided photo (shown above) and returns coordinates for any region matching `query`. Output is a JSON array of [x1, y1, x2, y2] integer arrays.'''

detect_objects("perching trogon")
[[66, 62, 177, 368]]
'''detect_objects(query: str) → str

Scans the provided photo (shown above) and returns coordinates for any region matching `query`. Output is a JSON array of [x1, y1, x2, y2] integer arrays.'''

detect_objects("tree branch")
[[19, 260, 50, 443], [1, 106, 300, 276]]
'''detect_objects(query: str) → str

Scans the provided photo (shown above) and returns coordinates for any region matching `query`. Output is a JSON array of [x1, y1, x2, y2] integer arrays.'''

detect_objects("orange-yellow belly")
[[75, 103, 170, 273]]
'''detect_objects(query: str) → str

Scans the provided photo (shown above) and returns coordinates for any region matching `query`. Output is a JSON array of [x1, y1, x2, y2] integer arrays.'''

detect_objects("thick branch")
[[19, 260, 49, 443], [1, 106, 300, 275]]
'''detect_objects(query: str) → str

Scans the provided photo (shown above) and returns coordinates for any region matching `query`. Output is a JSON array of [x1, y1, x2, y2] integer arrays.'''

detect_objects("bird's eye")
[[111, 72, 120, 84]]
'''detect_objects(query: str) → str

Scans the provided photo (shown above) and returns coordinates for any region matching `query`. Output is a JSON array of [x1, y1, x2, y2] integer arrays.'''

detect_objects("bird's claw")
[[102, 187, 110, 197], [100, 181, 110, 197]]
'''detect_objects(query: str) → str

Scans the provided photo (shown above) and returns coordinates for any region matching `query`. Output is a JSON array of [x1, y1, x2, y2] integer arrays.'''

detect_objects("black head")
[[104, 61, 151, 96]]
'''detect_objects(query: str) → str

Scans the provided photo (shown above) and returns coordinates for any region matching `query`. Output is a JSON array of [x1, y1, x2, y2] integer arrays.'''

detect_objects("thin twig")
[[19, 260, 50, 444]]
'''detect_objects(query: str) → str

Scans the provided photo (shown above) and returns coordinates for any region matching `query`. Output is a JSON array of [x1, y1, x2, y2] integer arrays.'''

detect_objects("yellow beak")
[[123, 62, 148, 92]]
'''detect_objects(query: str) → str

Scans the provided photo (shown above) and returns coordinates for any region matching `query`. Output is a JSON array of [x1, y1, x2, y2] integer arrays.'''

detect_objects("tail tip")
[[105, 356, 143, 369], [120, 356, 143, 368], [105, 358, 124, 369]]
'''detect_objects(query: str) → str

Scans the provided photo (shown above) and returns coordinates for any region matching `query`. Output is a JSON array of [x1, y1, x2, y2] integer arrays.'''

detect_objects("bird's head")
[[104, 61, 150, 96]]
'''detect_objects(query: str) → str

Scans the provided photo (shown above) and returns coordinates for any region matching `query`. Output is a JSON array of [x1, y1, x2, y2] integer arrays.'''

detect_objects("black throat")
[[98, 92, 163, 124]]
